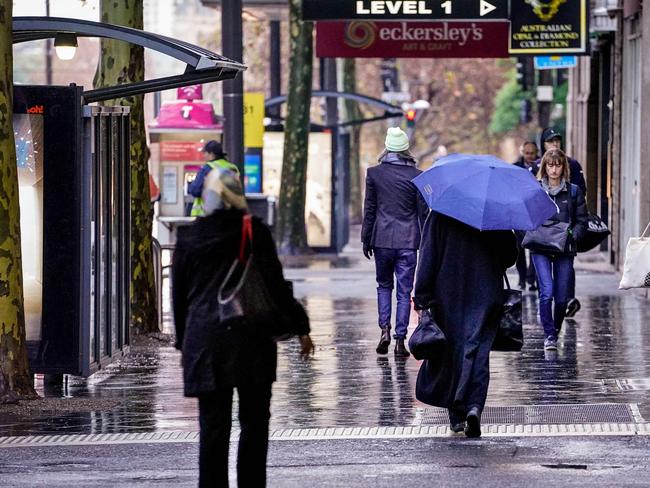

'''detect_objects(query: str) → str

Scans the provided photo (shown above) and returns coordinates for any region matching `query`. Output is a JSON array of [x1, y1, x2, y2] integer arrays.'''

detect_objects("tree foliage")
[[94, 0, 157, 334], [0, 0, 37, 403], [489, 69, 527, 135]]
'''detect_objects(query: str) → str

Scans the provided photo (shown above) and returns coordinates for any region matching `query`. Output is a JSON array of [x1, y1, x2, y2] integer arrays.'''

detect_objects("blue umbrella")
[[412, 153, 558, 231]]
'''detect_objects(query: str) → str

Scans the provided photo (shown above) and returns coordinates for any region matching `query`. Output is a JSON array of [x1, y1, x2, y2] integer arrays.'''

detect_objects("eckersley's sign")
[[316, 21, 510, 58]]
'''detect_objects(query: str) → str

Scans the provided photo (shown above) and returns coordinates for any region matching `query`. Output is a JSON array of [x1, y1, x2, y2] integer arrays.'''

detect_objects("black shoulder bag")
[[217, 214, 293, 340], [492, 275, 524, 352]]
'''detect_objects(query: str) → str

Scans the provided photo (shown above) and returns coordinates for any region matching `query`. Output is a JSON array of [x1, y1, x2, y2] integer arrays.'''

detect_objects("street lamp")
[[54, 33, 77, 60]]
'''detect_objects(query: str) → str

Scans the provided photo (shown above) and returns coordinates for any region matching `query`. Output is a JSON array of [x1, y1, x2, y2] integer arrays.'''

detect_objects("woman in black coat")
[[172, 168, 314, 487], [414, 212, 518, 437], [528, 148, 588, 351]]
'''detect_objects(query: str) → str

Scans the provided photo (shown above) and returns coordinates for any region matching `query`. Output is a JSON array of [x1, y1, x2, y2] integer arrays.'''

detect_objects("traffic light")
[[405, 109, 416, 128], [515, 57, 535, 92]]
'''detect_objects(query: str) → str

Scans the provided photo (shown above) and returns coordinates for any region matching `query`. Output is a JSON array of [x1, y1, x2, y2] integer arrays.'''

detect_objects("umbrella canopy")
[[412, 153, 558, 231]]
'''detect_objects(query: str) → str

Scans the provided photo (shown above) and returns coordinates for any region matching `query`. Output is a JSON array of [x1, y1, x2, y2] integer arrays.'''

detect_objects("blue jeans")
[[531, 253, 574, 338], [374, 248, 417, 339]]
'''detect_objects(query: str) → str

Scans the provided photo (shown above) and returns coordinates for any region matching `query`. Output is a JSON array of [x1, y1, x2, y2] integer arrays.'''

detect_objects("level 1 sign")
[[316, 21, 510, 58], [509, 0, 588, 55], [303, 0, 508, 21]]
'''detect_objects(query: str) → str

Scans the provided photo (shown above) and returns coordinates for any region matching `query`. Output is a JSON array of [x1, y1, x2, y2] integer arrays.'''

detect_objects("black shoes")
[[394, 338, 410, 358], [465, 407, 482, 438], [449, 411, 466, 433], [529, 283, 538, 291], [376, 327, 391, 355], [565, 298, 581, 318]]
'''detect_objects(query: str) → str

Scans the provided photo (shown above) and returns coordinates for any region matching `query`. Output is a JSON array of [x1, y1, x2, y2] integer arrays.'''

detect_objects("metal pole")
[[45, 0, 52, 85], [221, 0, 244, 176], [268, 20, 281, 119], [538, 69, 553, 130]]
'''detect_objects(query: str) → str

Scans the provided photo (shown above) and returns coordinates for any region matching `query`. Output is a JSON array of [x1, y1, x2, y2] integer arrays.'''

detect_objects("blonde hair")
[[537, 148, 570, 181]]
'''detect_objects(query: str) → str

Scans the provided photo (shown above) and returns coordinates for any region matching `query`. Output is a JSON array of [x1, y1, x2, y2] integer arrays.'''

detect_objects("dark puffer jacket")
[[537, 182, 588, 256], [172, 209, 309, 396]]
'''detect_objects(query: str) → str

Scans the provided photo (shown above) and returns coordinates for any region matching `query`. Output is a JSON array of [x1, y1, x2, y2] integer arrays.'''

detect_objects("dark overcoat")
[[413, 212, 518, 414], [361, 153, 429, 249], [172, 209, 310, 397]]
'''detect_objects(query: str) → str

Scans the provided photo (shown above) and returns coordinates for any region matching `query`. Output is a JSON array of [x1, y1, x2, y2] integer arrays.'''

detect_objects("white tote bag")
[[619, 221, 650, 289]]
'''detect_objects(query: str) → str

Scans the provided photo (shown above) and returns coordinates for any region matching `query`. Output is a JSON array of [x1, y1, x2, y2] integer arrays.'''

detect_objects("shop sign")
[[509, 0, 589, 55], [160, 141, 205, 162], [243, 92, 265, 148], [303, 0, 508, 21], [316, 21, 510, 58], [534, 55, 577, 69]]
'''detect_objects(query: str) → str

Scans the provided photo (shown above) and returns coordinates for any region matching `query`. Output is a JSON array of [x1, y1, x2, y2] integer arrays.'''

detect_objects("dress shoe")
[[465, 407, 482, 438], [394, 338, 410, 358], [449, 410, 466, 433], [565, 298, 581, 318], [376, 327, 391, 355]]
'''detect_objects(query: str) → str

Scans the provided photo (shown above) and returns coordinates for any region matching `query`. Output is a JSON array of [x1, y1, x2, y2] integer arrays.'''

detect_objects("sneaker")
[[565, 298, 581, 318], [544, 336, 558, 350]]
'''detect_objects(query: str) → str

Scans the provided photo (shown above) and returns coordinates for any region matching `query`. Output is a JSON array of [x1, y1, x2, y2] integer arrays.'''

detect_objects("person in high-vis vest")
[[189, 140, 239, 217]]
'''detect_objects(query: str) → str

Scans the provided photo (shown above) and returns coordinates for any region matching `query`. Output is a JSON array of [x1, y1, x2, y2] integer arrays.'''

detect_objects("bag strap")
[[239, 214, 253, 263], [641, 221, 650, 239]]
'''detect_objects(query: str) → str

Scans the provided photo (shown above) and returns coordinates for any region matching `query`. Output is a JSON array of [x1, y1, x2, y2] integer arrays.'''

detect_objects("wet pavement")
[[1, 245, 650, 437]]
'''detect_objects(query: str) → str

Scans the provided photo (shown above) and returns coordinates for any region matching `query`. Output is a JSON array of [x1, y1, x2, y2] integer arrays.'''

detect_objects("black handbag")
[[492, 275, 524, 352], [408, 309, 446, 360], [577, 213, 610, 252], [522, 220, 570, 254], [217, 214, 293, 340]]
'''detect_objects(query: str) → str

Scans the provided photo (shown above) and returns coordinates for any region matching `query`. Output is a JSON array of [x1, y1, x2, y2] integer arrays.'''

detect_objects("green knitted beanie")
[[385, 127, 410, 152]]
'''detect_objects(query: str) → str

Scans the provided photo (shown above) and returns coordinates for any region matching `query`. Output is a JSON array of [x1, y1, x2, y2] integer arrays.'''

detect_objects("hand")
[[362, 243, 374, 260], [298, 335, 315, 360]]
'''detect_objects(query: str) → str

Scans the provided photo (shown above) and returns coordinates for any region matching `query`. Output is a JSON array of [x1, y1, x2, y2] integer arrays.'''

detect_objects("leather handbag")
[[408, 309, 446, 360], [522, 220, 570, 254], [217, 214, 293, 339], [577, 213, 610, 252], [492, 275, 524, 352]]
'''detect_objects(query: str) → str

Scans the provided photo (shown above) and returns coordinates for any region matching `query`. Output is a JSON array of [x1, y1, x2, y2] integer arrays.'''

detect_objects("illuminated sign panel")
[[303, 0, 508, 21]]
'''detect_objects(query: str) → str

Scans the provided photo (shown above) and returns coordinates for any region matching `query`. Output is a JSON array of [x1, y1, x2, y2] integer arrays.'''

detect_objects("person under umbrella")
[[411, 154, 555, 437]]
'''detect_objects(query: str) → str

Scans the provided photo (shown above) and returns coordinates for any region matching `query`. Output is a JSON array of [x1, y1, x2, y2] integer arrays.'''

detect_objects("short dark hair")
[[202, 140, 225, 158]]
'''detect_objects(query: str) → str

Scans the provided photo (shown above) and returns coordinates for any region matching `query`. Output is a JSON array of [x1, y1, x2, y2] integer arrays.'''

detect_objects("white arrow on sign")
[[480, 0, 497, 16]]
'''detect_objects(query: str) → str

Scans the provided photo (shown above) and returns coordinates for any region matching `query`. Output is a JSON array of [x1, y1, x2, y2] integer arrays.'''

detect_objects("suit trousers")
[[198, 383, 273, 488]]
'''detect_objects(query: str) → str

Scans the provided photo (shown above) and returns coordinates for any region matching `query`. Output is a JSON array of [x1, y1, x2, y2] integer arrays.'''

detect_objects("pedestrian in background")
[[172, 169, 314, 487], [538, 128, 587, 318], [513, 140, 540, 291], [414, 211, 518, 437], [188, 140, 240, 217], [529, 148, 587, 351], [361, 127, 428, 358]]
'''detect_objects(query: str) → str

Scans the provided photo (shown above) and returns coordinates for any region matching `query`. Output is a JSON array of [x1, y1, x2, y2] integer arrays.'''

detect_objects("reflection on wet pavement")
[[1, 256, 649, 436]]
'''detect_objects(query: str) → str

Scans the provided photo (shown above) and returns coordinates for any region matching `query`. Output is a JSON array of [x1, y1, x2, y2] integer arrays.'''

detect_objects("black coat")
[[413, 212, 518, 413], [361, 153, 428, 249], [172, 209, 309, 397], [534, 182, 588, 256], [513, 157, 540, 176]]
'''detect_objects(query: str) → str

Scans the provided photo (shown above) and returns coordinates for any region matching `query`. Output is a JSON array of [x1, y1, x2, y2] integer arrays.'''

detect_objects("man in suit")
[[362, 127, 428, 358]]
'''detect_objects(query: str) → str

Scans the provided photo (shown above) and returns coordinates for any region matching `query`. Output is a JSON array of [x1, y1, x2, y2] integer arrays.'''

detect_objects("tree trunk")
[[94, 0, 157, 334], [276, 0, 313, 254], [340, 58, 363, 225], [0, 0, 38, 403]]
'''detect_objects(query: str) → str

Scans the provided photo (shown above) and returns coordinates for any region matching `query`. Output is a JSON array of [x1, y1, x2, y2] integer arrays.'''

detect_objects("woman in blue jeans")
[[529, 149, 588, 350]]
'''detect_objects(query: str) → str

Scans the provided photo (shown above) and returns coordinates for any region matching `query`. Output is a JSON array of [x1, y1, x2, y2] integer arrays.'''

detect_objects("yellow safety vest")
[[190, 159, 240, 217]]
